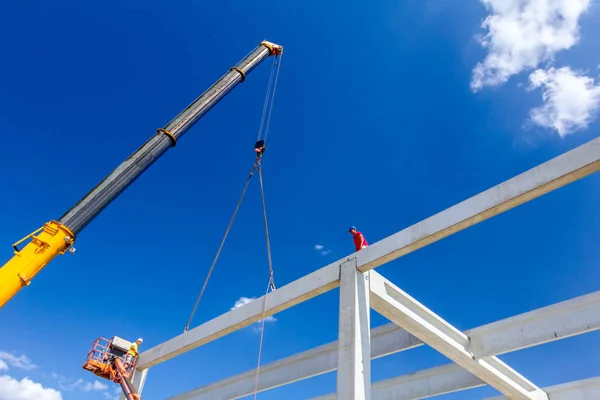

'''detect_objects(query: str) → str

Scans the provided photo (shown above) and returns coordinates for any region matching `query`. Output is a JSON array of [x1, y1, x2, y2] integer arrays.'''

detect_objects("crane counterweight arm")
[[0, 40, 283, 309]]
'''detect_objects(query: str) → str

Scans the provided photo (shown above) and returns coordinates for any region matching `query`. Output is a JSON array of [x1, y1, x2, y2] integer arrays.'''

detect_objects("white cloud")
[[102, 387, 121, 400], [528, 67, 600, 135], [0, 375, 62, 400], [231, 297, 277, 324], [0, 351, 105, 400], [0, 352, 37, 371], [102, 391, 120, 400], [83, 380, 109, 391], [314, 244, 331, 256], [50, 373, 108, 392], [472, 0, 592, 91]]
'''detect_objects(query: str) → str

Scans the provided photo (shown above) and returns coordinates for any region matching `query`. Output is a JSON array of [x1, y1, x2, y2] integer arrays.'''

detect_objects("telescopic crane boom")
[[0, 40, 283, 308]]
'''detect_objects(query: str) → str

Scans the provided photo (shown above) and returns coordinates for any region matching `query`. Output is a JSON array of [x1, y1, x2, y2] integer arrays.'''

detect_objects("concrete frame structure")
[[124, 136, 600, 400]]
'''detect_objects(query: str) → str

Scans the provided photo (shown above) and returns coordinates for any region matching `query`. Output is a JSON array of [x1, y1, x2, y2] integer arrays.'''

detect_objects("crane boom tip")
[[261, 40, 283, 56]]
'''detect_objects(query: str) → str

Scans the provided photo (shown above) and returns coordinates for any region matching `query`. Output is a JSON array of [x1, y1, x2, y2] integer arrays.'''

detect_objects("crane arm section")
[[0, 40, 283, 308]]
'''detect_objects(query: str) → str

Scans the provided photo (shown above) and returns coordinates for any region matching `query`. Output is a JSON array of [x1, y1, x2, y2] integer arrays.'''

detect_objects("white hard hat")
[[137, 338, 143, 343]]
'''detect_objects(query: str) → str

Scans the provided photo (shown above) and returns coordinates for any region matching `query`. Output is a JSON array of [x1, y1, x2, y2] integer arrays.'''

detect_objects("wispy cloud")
[[527, 67, 600, 136], [231, 296, 277, 327], [51, 372, 108, 392], [0, 351, 37, 370], [102, 387, 122, 400], [0, 360, 8, 371], [314, 244, 331, 256], [85, 380, 109, 391]]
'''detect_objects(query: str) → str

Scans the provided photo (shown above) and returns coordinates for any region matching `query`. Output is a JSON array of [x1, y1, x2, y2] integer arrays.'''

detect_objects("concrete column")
[[337, 258, 371, 400], [119, 368, 148, 400]]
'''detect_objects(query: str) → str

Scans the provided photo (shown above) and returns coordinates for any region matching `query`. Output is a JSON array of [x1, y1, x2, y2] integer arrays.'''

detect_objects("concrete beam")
[[166, 324, 418, 400], [313, 374, 600, 400], [137, 263, 340, 369], [369, 271, 547, 400], [486, 376, 600, 400], [354, 137, 600, 272], [310, 364, 484, 400], [167, 289, 600, 400], [470, 288, 600, 358], [337, 259, 371, 400]]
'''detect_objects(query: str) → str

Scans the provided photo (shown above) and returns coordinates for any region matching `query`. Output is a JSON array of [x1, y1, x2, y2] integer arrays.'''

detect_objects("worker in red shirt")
[[349, 226, 368, 251]]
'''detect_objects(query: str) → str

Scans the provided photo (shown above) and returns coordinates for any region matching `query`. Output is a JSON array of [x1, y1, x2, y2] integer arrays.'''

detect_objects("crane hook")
[[254, 140, 266, 159]]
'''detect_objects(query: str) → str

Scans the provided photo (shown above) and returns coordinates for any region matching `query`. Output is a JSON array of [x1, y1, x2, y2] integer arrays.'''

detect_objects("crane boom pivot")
[[0, 40, 283, 308]]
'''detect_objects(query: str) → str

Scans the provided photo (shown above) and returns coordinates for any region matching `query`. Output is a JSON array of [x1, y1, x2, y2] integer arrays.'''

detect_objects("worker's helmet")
[[137, 338, 143, 343], [348, 226, 356, 232]]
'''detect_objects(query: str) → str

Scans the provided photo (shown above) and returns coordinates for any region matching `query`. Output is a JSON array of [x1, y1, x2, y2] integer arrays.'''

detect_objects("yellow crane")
[[0, 40, 283, 308]]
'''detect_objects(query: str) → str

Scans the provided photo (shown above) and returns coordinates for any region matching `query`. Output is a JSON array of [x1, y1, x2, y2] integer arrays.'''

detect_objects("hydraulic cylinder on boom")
[[0, 40, 283, 308]]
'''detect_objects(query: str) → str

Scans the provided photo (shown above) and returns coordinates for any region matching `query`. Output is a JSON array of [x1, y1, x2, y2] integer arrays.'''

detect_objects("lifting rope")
[[258, 162, 276, 291], [183, 53, 283, 336], [183, 161, 259, 333], [257, 54, 282, 144], [251, 53, 282, 399], [253, 273, 274, 399]]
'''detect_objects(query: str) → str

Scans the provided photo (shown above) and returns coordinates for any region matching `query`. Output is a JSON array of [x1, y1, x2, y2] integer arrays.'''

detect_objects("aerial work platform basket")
[[83, 336, 136, 380], [83, 336, 141, 399]]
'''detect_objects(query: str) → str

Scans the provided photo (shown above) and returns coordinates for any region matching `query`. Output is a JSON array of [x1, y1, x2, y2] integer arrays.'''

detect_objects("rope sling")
[[182, 53, 283, 399]]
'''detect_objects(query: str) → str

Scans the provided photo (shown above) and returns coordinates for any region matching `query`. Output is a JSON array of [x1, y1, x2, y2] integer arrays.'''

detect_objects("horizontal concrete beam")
[[313, 374, 600, 400], [310, 364, 484, 400], [167, 324, 419, 400], [486, 376, 600, 400], [354, 137, 600, 272], [169, 289, 600, 400], [368, 271, 547, 400], [137, 263, 340, 369], [470, 288, 600, 358]]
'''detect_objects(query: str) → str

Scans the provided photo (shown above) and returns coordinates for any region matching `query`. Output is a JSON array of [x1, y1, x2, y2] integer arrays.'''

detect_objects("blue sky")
[[1, 0, 600, 399]]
